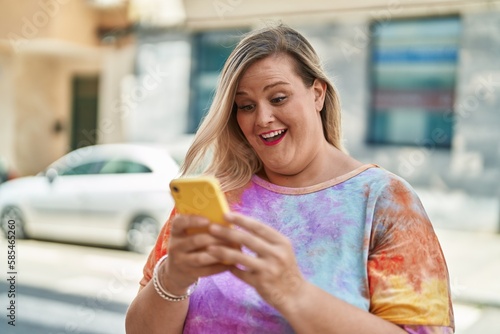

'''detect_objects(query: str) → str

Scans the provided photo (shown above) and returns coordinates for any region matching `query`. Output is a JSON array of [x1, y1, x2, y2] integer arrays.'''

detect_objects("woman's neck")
[[258, 144, 363, 188]]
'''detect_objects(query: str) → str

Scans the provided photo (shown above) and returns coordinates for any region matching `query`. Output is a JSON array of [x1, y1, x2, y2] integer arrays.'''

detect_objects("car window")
[[59, 161, 104, 176], [99, 160, 152, 174]]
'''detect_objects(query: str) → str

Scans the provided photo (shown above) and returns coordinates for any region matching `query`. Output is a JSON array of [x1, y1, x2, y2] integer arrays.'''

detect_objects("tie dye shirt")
[[141, 164, 454, 333]]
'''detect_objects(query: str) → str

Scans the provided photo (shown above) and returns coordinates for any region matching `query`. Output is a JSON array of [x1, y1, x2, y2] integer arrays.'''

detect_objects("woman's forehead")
[[236, 54, 299, 90]]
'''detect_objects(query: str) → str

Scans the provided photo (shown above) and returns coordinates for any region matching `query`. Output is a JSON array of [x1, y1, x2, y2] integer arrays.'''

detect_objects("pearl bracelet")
[[152, 254, 199, 302]]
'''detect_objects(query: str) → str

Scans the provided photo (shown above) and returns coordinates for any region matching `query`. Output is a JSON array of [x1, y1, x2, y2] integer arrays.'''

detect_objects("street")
[[1, 239, 147, 334], [1, 238, 499, 333]]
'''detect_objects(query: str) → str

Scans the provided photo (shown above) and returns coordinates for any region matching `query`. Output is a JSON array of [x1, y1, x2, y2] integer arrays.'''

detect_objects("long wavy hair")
[[181, 24, 345, 191]]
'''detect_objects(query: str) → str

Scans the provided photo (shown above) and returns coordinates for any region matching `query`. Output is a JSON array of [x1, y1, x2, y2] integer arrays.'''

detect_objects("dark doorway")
[[71, 76, 99, 151]]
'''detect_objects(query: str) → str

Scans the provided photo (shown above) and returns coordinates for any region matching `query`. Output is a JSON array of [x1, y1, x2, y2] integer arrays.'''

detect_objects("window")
[[188, 29, 247, 133], [99, 160, 152, 174], [60, 162, 104, 176], [59, 160, 151, 175], [368, 16, 461, 148]]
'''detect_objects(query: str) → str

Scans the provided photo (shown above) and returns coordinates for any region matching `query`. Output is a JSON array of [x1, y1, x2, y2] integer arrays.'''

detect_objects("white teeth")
[[261, 129, 285, 139]]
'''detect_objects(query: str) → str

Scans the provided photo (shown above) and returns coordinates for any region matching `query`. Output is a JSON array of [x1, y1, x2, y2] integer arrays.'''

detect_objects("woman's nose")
[[255, 105, 274, 127]]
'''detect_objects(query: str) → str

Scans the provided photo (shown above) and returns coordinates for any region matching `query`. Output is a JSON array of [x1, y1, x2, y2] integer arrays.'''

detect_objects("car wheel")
[[126, 216, 159, 254], [0, 206, 28, 239]]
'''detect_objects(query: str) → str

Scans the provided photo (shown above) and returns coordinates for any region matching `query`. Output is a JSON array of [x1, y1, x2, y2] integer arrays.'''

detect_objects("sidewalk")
[[435, 228, 500, 308]]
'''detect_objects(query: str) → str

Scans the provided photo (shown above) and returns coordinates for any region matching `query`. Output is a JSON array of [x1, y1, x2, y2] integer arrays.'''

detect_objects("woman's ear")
[[313, 79, 327, 112]]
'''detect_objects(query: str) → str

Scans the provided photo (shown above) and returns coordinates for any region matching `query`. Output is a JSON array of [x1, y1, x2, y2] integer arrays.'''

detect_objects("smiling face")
[[234, 53, 329, 182]]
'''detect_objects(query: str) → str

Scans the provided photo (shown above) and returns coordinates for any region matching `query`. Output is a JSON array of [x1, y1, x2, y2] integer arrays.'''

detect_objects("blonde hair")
[[181, 24, 345, 191]]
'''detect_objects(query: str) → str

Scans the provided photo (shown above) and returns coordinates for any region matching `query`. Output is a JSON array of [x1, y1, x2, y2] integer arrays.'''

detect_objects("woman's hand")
[[159, 214, 230, 295], [206, 212, 306, 309]]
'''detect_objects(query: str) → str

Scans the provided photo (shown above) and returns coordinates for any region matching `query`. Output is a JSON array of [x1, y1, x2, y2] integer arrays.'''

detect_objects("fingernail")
[[209, 223, 221, 233], [196, 216, 210, 224]]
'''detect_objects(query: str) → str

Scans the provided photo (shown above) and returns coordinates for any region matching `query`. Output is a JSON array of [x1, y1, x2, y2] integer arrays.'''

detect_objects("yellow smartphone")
[[169, 176, 231, 234]]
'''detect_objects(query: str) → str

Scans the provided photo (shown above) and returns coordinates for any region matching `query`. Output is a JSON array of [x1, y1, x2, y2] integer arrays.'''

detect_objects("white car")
[[0, 144, 180, 253]]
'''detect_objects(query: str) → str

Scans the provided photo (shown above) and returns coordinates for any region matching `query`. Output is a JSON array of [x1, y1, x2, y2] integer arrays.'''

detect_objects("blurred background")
[[1, 0, 500, 333]]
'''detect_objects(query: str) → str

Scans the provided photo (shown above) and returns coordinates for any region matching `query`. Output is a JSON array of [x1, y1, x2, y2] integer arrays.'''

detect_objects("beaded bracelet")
[[152, 254, 199, 302]]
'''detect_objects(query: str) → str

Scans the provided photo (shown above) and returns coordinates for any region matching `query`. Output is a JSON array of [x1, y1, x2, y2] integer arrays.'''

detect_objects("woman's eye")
[[238, 104, 254, 112], [271, 96, 287, 104]]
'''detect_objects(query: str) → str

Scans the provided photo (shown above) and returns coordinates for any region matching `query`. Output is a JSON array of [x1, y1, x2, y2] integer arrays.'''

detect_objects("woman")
[[126, 25, 454, 333]]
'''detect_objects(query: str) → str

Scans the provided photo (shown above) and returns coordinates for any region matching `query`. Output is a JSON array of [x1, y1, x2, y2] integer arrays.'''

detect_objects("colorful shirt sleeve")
[[367, 175, 454, 332]]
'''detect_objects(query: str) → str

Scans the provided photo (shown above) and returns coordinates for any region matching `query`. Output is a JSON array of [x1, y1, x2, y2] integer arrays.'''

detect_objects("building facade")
[[0, 0, 134, 175]]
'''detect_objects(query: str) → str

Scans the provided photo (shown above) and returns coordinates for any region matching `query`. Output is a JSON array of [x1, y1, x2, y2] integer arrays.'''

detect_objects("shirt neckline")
[[250, 164, 378, 195]]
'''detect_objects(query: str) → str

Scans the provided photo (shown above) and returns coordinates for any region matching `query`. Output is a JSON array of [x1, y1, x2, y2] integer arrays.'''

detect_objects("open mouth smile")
[[259, 129, 287, 146]]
